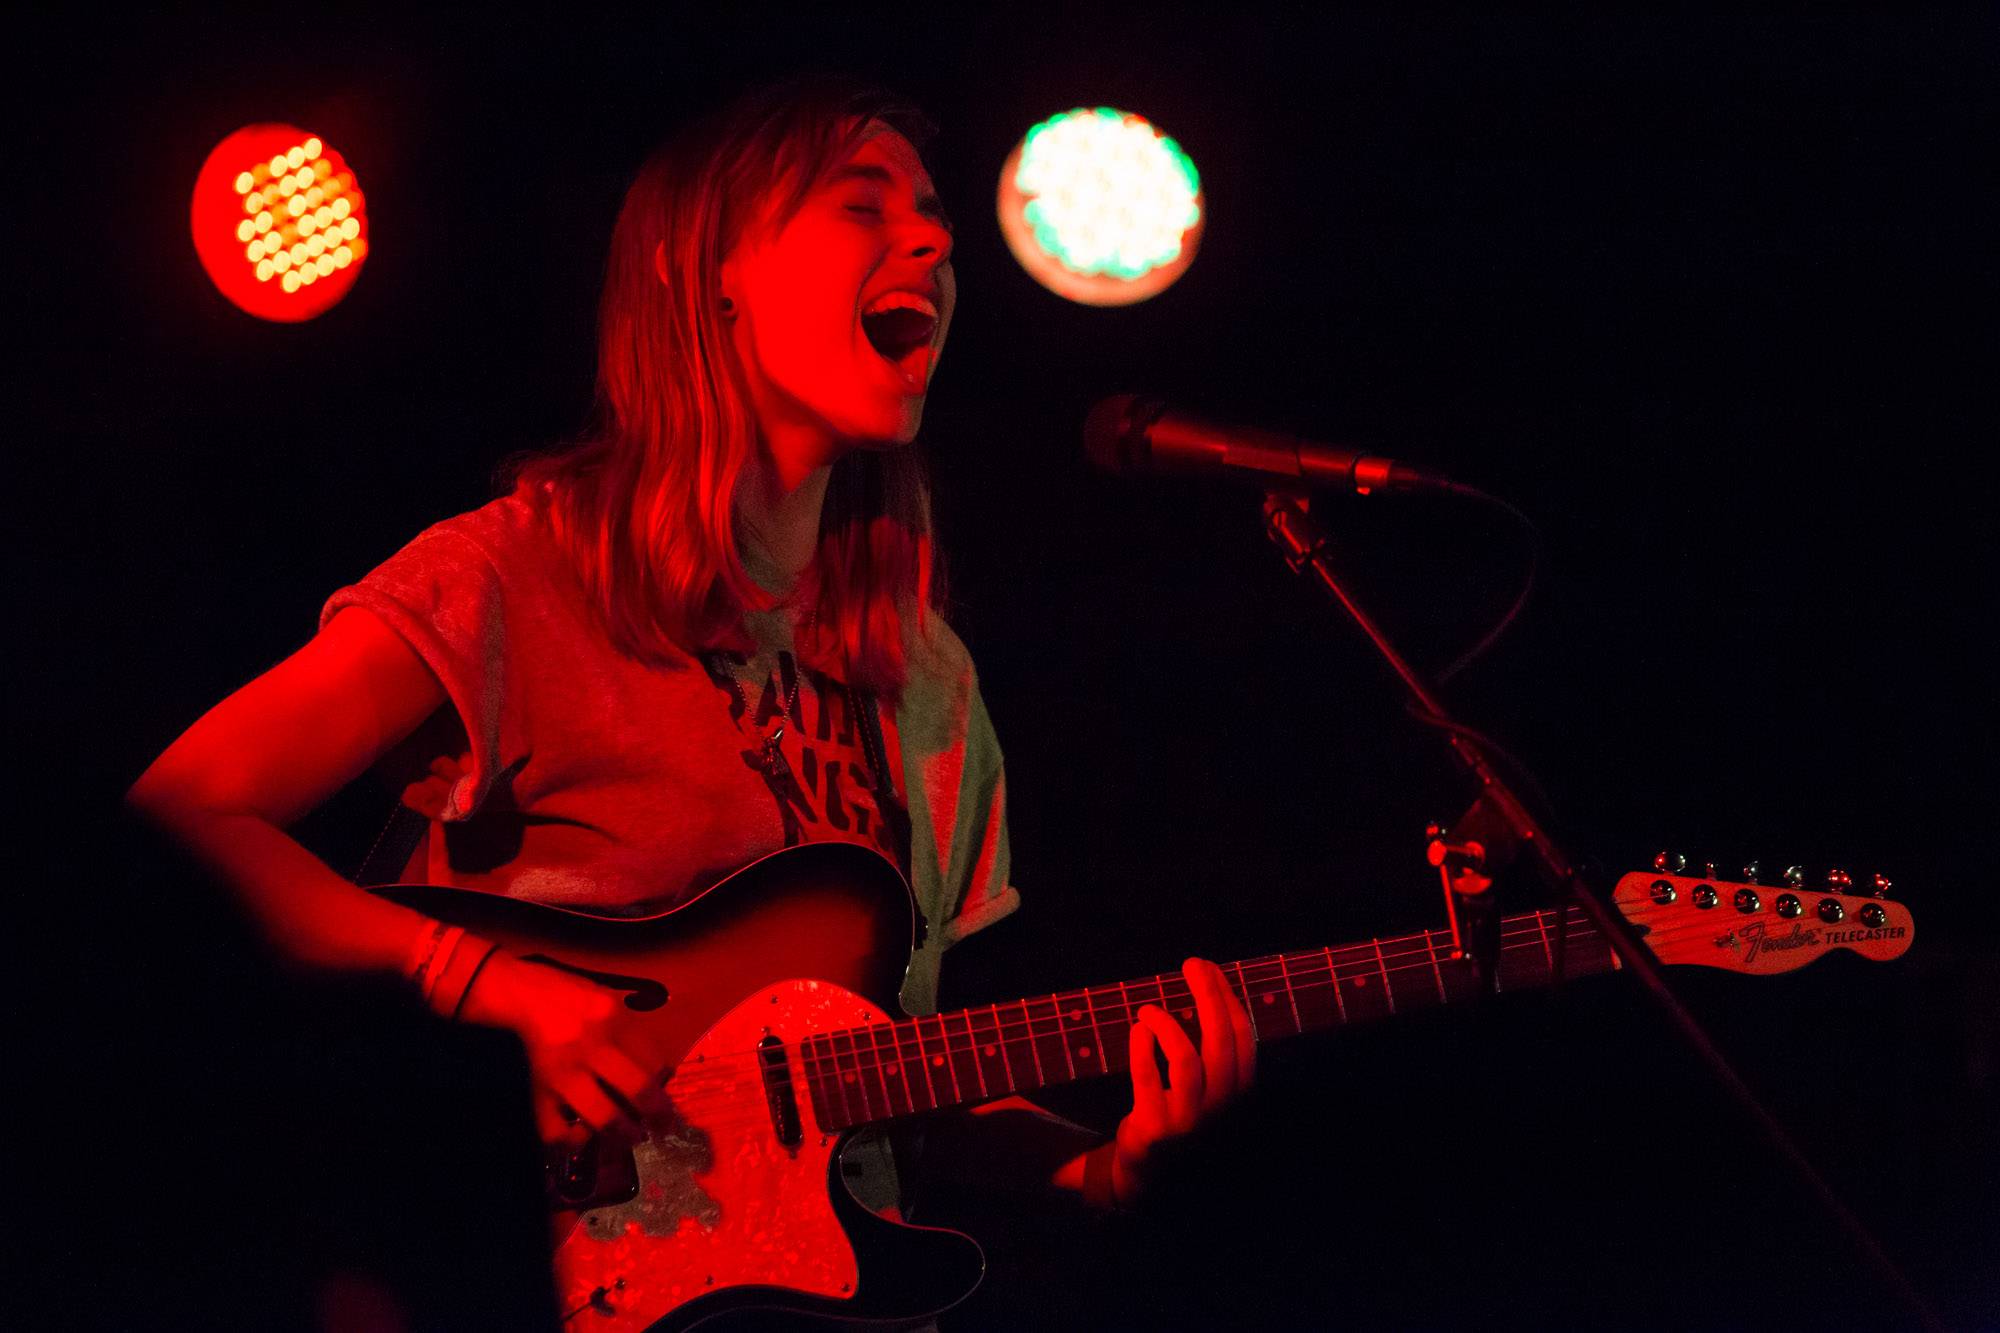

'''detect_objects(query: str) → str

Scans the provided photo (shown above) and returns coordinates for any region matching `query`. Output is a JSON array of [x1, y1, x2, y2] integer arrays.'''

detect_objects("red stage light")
[[190, 124, 369, 323]]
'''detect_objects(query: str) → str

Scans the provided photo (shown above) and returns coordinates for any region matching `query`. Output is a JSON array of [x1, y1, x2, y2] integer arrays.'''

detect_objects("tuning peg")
[[1741, 860, 1763, 885], [1870, 873, 1893, 898], [1783, 865, 1806, 888], [1703, 862, 1719, 881], [1825, 868, 1854, 893], [1653, 850, 1687, 874]]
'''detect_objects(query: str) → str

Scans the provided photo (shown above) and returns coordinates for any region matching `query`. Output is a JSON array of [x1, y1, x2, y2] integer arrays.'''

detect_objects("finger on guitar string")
[[1135, 1004, 1204, 1133], [1183, 957, 1241, 1107]]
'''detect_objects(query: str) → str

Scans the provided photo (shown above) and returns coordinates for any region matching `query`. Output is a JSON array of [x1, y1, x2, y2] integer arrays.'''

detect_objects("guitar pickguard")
[[557, 979, 889, 1329]]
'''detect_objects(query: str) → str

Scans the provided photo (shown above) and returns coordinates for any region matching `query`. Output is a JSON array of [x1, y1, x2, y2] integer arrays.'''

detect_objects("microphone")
[[1083, 393, 1455, 494]]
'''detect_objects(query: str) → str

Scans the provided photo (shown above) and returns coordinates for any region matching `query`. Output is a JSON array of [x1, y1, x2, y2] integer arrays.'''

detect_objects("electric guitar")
[[373, 845, 1914, 1330]]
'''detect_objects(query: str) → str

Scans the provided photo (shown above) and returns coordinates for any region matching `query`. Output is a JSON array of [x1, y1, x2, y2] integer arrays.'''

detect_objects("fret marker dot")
[[1180, 1007, 1194, 1018], [1355, 977, 1367, 987], [931, 1056, 945, 1068], [1078, 1046, 1092, 1060], [1067, 1009, 1082, 1020], [886, 1065, 899, 1077], [983, 1044, 996, 1056], [1262, 994, 1276, 1005], [844, 1073, 856, 1084]]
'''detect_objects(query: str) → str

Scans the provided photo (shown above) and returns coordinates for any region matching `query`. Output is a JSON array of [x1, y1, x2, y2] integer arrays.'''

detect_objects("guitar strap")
[[353, 798, 430, 888]]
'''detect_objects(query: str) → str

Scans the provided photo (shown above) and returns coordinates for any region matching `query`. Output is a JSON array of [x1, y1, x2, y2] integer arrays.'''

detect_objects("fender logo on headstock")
[[1717, 919, 1907, 966]]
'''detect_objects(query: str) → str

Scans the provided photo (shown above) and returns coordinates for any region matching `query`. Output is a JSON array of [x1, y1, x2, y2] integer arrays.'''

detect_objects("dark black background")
[[20, 6, 1997, 1329]]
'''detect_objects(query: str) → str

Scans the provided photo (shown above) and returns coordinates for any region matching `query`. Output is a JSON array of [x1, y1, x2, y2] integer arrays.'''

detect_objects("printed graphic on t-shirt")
[[700, 650, 905, 867]]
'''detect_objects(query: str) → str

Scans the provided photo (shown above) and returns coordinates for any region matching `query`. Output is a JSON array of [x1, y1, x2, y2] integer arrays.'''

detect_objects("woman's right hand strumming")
[[125, 606, 668, 1151], [455, 951, 670, 1148]]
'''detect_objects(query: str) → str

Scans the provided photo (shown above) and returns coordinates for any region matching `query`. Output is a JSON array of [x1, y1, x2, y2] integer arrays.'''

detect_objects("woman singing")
[[125, 71, 1254, 1319]]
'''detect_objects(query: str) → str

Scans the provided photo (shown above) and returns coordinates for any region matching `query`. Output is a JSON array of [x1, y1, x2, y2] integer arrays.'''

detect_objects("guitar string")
[[650, 908, 1763, 1119], [588, 925, 1617, 1144], [649, 913, 1585, 1094], [610, 924, 1615, 1136], [595, 906, 1885, 1145], [577, 908, 1865, 1138]]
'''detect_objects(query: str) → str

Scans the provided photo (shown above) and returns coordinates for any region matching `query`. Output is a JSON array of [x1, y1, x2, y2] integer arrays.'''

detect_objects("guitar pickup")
[[758, 1035, 803, 1150]]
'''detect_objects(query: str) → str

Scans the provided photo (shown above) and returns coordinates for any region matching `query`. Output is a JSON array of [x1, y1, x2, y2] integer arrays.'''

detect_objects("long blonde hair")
[[500, 73, 946, 698]]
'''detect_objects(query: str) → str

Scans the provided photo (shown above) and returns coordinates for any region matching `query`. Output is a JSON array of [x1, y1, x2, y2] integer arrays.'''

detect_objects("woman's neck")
[[736, 448, 832, 592]]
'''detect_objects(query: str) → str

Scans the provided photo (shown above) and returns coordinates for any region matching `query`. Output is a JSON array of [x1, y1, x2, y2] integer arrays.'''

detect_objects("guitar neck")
[[801, 906, 1620, 1131]]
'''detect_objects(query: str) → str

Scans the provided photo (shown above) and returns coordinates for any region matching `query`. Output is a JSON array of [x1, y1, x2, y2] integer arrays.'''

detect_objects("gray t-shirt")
[[320, 478, 1019, 1019]]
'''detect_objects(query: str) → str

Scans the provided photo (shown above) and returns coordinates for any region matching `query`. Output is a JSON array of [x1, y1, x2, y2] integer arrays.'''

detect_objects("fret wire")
[[835, 1027, 873, 1123], [825, 1034, 856, 1129], [917, 1012, 956, 1106], [1423, 927, 1447, 1003], [928, 1008, 960, 1096], [1372, 938, 1397, 1015], [1052, 995, 1080, 1081], [1081, 983, 1108, 1072], [801, 1035, 837, 1130], [1274, 950, 1304, 1033], [884, 1019, 925, 1113], [1535, 910, 1555, 970], [1224, 961, 1262, 1043], [956, 1009, 990, 1099], [905, 1015, 940, 1108], [993, 1002, 1025, 1091], [868, 1015, 909, 1116], [1322, 947, 1349, 1023]]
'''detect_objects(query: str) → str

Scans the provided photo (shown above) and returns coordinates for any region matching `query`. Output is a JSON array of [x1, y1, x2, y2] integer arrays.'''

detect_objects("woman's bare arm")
[[124, 605, 451, 972], [125, 606, 671, 1141]]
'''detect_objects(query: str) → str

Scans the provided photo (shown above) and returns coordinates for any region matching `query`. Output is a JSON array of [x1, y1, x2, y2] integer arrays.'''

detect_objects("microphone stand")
[[1259, 489, 1939, 1329]]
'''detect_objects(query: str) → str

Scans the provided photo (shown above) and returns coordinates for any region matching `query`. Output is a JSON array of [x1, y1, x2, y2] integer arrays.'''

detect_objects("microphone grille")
[[1082, 393, 1160, 474]]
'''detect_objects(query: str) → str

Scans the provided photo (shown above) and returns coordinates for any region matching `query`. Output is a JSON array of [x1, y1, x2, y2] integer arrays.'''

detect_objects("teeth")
[[862, 291, 938, 320]]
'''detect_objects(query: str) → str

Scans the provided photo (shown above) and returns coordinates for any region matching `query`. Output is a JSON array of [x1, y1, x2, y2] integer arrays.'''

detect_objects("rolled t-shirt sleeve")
[[896, 631, 1023, 1016], [319, 526, 507, 823], [937, 686, 1019, 949]]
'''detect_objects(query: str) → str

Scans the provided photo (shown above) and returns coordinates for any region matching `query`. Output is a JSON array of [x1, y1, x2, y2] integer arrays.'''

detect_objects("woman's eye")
[[846, 204, 883, 217]]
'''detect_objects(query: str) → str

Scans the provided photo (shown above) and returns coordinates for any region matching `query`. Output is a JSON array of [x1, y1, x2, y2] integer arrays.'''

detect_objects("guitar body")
[[374, 842, 984, 1331]]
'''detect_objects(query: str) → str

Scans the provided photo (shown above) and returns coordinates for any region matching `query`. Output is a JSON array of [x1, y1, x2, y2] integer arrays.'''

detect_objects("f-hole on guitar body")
[[375, 842, 985, 1331]]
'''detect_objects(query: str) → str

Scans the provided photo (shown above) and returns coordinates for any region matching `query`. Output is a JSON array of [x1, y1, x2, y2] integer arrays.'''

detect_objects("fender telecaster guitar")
[[374, 844, 1914, 1330]]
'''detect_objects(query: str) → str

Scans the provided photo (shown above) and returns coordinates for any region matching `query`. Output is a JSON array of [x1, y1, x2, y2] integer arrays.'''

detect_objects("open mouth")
[[860, 307, 937, 392]]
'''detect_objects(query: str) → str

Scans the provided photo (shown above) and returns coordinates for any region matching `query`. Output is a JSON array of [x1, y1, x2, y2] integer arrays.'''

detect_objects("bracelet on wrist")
[[442, 942, 504, 1020]]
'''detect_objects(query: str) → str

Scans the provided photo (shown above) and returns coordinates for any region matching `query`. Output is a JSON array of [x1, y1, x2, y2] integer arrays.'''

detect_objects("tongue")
[[893, 344, 933, 386]]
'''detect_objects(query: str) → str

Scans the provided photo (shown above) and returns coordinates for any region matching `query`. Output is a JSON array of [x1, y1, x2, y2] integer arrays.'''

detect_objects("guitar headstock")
[[1612, 856, 1913, 974]]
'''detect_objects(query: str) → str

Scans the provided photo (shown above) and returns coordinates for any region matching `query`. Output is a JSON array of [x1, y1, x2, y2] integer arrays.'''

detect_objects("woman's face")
[[710, 119, 956, 475]]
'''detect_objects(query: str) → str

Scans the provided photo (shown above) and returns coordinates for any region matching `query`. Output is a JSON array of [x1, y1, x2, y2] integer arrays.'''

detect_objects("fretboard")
[[799, 906, 1620, 1132]]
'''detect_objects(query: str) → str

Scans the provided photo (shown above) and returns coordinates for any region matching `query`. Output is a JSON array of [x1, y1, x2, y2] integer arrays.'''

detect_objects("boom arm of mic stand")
[[1259, 489, 1940, 1329]]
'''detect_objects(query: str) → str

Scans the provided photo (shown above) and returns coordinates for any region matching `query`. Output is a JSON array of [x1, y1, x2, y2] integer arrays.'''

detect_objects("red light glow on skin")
[[684, 124, 957, 486], [190, 123, 368, 323]]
